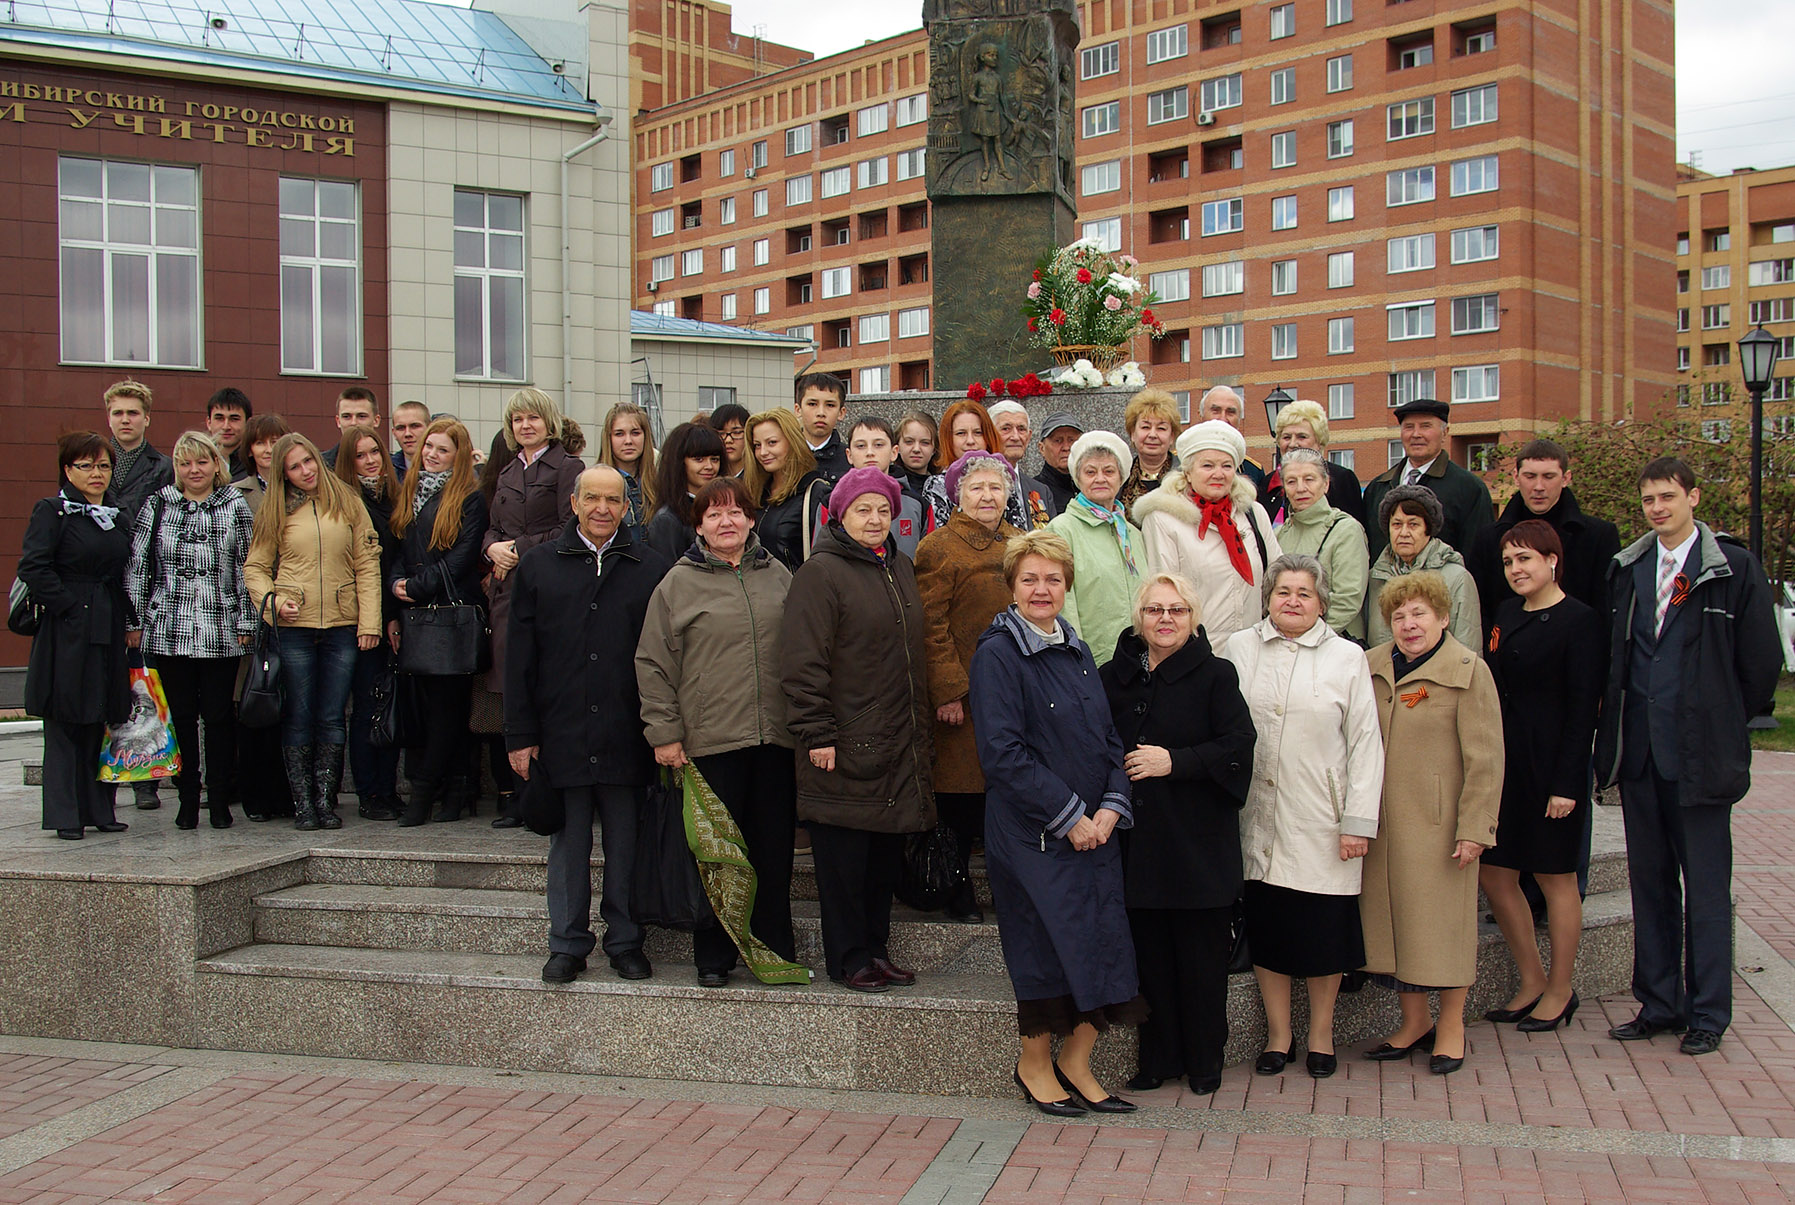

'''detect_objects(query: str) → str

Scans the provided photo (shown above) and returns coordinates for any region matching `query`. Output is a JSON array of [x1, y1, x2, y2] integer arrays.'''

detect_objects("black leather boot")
[[314, 743, 346, 829], [284, 745, 319, 831], [398, 781, 437, 828]]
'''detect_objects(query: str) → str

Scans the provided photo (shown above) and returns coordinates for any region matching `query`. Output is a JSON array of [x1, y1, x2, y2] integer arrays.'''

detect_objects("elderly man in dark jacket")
[[506, 466, 671, 985], [1594, 457, 1779, 1057], [1361, 399, 1494, 559]]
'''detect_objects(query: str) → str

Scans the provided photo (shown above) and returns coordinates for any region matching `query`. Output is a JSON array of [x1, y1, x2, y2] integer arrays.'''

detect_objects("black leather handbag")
[[238, 593, 284, 729], [397, 577, 489, 676]]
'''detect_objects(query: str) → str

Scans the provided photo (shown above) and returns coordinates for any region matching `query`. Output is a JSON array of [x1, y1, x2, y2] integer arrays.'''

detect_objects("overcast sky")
[[720, 0, 1795, 176]]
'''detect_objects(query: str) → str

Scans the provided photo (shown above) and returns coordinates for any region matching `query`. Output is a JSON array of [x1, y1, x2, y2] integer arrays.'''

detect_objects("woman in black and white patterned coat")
[[126, 431, 257, 830]]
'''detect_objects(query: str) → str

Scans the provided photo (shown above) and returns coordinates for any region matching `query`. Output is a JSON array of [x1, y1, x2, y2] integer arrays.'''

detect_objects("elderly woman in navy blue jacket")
[[970, 529, 1145, 1118]]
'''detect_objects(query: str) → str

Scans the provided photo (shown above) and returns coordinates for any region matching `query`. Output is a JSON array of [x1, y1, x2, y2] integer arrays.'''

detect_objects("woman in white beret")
[[1046, 430, 1144, 667]]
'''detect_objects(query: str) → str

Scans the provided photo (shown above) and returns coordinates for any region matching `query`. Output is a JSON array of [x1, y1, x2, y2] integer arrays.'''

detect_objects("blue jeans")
[[349, 643, 401, 798], [279, 626, 358, 747]]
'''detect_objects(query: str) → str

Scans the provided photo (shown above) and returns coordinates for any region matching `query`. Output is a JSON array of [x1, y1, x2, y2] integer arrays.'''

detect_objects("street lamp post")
[[1261, 387, 1293, 440], [1738, 325, 1782, 563]]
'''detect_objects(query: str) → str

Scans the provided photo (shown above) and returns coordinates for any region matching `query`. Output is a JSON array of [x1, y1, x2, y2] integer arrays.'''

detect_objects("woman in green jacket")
[[1364, 485, 1482, 651], [1272, 449, 1369, 639], [1045, 431, 1144, 666]]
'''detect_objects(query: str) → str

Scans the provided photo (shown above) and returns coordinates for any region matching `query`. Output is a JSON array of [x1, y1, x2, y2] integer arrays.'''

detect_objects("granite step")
[[252, 883, 1008, 974]]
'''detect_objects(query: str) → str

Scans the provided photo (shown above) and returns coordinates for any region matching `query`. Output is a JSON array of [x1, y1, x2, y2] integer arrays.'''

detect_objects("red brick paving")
[[0, 1058, 172, 1142]]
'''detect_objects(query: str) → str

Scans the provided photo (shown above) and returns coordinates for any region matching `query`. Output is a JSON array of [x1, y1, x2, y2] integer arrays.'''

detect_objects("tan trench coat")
[[1361, 634, 1503, 987]]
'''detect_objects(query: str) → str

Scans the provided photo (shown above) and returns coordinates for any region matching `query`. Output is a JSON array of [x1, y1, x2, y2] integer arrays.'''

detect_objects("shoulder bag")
[[238, 592, 285, 729], [397, 575, 490, 676]]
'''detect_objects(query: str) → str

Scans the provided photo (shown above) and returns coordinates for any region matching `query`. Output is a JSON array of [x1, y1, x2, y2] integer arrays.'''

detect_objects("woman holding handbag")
[[333, 424, 404, 821], [389, 418, 489, 827], [126, 431, 257, 831], [244, 433, 383, 831]]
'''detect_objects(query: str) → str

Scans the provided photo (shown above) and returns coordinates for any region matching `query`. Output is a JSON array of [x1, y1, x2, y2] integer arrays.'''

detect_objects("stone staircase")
[[188, 838, 1638, 1096]]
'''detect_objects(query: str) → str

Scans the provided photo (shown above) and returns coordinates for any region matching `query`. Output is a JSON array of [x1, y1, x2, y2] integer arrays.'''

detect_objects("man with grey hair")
[[1200, 386, 1267, 492], [987, 400, 1054, 528]]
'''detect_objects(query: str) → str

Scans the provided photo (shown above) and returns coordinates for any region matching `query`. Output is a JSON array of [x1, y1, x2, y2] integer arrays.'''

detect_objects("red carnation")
[[1141, 307, 1156, 323], [1050, 307, 1066, 326], [1032, 269, 1042, 281], [1075, 268, 1093, 283], [1027, 317, 1039, 332], [967, 382, 987, 402], [990, 378, 1006, 395]]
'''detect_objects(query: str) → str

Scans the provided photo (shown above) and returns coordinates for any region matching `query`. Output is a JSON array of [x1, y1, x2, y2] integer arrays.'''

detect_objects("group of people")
[[23, 371, 1778, 1108]]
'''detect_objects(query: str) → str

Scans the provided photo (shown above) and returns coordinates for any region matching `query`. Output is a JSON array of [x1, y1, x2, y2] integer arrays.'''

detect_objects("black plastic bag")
[[897, 823, 966, 912], [631, 771, 713, 931]]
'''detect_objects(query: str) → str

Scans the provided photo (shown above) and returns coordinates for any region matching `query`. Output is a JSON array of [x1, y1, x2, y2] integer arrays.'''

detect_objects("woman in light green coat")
[[1046, 431, 1144, 666], [1272, 449, 1368, 640], [1363, 484, 1482, 651]]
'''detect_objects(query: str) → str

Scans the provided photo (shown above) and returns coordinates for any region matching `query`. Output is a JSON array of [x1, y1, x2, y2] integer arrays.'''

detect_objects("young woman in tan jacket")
[[244, 433, 383, 831]]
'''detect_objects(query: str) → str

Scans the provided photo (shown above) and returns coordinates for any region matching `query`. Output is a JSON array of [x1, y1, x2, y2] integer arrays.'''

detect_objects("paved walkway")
[[2, 746, 1795, 1202]]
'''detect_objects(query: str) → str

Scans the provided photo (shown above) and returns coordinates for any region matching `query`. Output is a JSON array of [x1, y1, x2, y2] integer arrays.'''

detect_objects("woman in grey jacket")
[[126, 431, 256, 830]]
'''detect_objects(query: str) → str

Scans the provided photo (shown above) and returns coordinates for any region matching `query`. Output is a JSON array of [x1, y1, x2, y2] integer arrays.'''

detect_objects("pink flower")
[[1120, 254, 1139, 268], [1026, 281, 1042, 299], [1103, 295, 1122, 311]]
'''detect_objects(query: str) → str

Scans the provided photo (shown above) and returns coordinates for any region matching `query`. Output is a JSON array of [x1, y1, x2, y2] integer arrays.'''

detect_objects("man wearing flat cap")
[[1362, 398, 1494, 560], [1035, 412, 1084, 515]]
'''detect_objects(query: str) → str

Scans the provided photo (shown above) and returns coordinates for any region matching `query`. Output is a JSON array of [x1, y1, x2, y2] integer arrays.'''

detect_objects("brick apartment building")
[[630, 0, 1677, 474]]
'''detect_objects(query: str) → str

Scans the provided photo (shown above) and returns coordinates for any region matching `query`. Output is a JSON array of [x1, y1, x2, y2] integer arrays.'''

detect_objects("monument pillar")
[[923, 0, 1079, 392]]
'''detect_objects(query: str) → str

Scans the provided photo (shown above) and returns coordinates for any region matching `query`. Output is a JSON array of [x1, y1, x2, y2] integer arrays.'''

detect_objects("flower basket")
[[1050, 344, 1130, 373]]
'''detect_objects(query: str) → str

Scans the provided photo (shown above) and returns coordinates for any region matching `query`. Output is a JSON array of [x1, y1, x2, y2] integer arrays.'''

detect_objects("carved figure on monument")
[[965, 45, 1011, 182]]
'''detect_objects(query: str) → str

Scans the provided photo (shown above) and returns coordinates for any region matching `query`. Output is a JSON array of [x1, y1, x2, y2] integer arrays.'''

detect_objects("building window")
[[1271, 259, 1297, 295], [753, 287, 770, 314], [1387, 166, 1436, 206], [650, 162, 673, 191], [1748, 259, 1795, 286], [1388, 301, 1436, 340], [1200, 74, 1243, 113], [1327, 120, 1354, 158], [1082, 41, 1120, 79], [1388, 233, 1436, 273], [1329, 449, 1356, 471], [1708, 230, 1731, 251], [1388, 439, 1406, 467], [1676, 234, 1690, 255], [859, 313, 890, 343], [650, 254, 675, 282], [1327, 251, 1355, 288], [1387, 98, 1435, 140], [719, 197, 737, 226], [1326, 54, 1353, 92], [719, 149, 735, 177], [1271, 195, 1297, 230], [1271, 322, 1297, 359], [1450, 225, 1499, 263], [752, 189, 769, 218], [1148, 87, 1188, 125], [1083, 101, 1121, 138], [1270, 68, 1295, 106], [787, 176, 814, 206], [680, 248, 703, 277], [895, 95, 927, 127], [1677, 308, 1690, 333], [821, 266, 852, 299], [819, 167, 849, 199], [58, 157, 202, 368], [1328, 316, 1355, 353], [858, 365, 890, 393], [1463, 29, 1496, 54], [750, 140, 769, 169], [1452, 293, 1501, 333], [1202, 198, 1244, 236], [652, 300, 675, 317], [1328, 383, 1355, 418], [1750, 298, 1794, 324], [1201, 322, 1244, 359], [858, 158, 889, 189], [786, 324, 815, 341], [1201, 261, 1244, 297], [857, 105, 888, 137], [1146, 24, 1188, 63], [1396, 40, 1433, 69], [1388, 369, 1436, 408], [449, 188, 521, 380], [720, 293, 737, 321], [1270, 4, 1294, 38], [753, 238, 770, 266], [1326, 0, 1352, 25], [1452, 364, 1500, 403], [1328, 186, 1356, 221], [720, 246, 737, 273], [785, 125, 812, 155], [898, 307, 930, 337], [277, 177, 367, 379], [1701, 264, 1731, 290], [896, 149, 927, 180], [1082, 217, 1122, 250], [1271, 132, 1296, 169], [1081, 160, 1122, 196], [1450, 156, 1499, 196], [1451, 84, 1498, 128], [1151, 268, 1192, 301], [651, 208, 674, 237]]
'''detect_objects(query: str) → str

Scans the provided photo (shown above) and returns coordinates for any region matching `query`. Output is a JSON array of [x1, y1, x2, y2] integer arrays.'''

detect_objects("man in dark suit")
[[1361, 398, 1495, 559], [1594, 457, 1779, 1056]]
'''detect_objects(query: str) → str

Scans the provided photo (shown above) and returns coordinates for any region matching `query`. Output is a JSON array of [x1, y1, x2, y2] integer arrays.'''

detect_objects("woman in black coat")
[[644, 422, 723, 562], [388, 418, 490, 826], [1480, 520, 1604, 1032], [21, 431, 136, 839], [1101, 570, 1256, 1095], [746, 409, 829, 570], [333, 425, 404, 821]]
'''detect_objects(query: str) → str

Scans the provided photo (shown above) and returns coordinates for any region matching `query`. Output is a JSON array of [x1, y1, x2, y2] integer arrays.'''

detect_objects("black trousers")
[[237, 720, 293, 816], [547, 784, 644, 960], [41, 719, 117, 831], [1620, 757, 1734, 1034], [153, 654, 239, 808], [935, 791, 985, 912], [808, 823, 903, 980], [1128, 905, 1233, 1081], [408, 675, 472, 789], [690, 744, 797, 974]]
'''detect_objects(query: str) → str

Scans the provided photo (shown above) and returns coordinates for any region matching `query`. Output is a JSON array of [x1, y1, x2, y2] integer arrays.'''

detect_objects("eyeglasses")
[[1141, 605, 1192, 619], [69, 461, 113, 473]]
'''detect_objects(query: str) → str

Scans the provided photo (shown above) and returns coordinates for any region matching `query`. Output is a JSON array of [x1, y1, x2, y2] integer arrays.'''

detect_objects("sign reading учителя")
[[0, 76, 358, 155]]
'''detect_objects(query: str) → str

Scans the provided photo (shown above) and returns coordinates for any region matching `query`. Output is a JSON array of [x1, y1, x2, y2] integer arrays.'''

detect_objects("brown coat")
[[1361, 634, 1503, 988], [482, 442, 585, 690], [913, 511, 1020, 793]]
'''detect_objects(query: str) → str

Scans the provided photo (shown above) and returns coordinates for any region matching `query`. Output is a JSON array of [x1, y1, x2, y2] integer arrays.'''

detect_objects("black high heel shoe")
[[1516, 991, 1579, 1033], [1483, 996, 1543, 1024], [1363, 1028, 1435, 1061], [1053, 1063, 1137, 1113], [1014, 1065, 1085, 1117], [1254, 1047, 1294, 1075]]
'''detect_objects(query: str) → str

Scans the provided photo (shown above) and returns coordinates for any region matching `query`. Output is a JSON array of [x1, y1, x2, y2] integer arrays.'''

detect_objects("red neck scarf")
[[1193, 492, 1254, 583]]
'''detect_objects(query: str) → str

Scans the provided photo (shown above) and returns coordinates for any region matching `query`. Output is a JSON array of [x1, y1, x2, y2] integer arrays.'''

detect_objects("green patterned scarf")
[[682, 764, 811, 985]]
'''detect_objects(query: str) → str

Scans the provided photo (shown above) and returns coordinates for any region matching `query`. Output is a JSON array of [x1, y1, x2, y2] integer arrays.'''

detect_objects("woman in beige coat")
[[1361, 571, 1502, 1076], [1133, 421, 1281, 648]]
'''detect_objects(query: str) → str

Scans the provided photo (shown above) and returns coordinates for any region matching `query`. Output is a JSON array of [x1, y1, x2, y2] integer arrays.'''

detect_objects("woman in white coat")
[[1133, 421, 1281, 647], [1221, 554, 1384, 1080]]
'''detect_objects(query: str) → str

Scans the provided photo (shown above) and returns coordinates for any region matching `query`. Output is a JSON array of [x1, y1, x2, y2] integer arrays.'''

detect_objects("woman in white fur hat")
[[1131, 420, 1282, 646], [1046, 430, 1144, 667]]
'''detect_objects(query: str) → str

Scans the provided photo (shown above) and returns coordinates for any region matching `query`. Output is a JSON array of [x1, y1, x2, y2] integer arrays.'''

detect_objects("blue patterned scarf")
[[1068, 493, 1139, 577]]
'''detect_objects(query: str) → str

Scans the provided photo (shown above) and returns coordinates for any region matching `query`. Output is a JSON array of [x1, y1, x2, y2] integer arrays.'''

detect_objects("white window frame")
[[1328, 186, 1356, 222], [719, 148, 736, 177], [1388, 369, 1437, 408], [1200, 74, 1243, 113], [652, 300, 675, 317], [1270, 67, 1295, 106], [1082, 217, 1123, 251], [856, 105, 888, 137], [896, 94, 928, 126], [449, 187, 519, 381], [1201, 198, 1244, 236], [680, 248, 704, 277], [1702, 264, 1731, 290], [1271, 322, 1297, 360], [785, 125, 812, 156], [1328, 316, 1355, 353], [1451, 293, 1501, 334], [1271, 259, 1297, 296], [1147, 87, 1188, 125], [1083, 101, 1121, 138], [650, 254, 675, 283], [1387, 233, 1437, 273], [1387, 98, 1435, 140], [651, 208, 674, 237], [1201, 322, 1244, 359], [1201, 261, 1243, 297], [1326, 54, 1353, 93], [858, 313, 890, 343], [753, 238, 770, 266], [1450, 156, 1499, 197], [752, 189, 769, 218], [1081, 160, 1122, 196], [820, 167, 850, 199], [720, 293, 737, 321], [1328, 120, 1354, 159], [1328, 383, 1355, 418], [858, 158, 889, 189], [1450, 225, 1499, 263], [1146, 24, 1188, 64], [821, 266, 852, 299], [719, 196, 736, 225], [1081, 41, 1120, 79], [1327, 252, 1355, 288], [787, 175, 814, 206], [858, 365, 890, 394], [720, 246, 737, 273], [1271, 131, 1296, 169], [1152, 268, 1192, 302], [1747, 259, 1795, 286], [1270, 4, 1295, 39], [1387, 300, 1436, 341], [1452, 364, 1500, 403], [753, 286, 771, 315], [1451, 84, 1498, 128], [897, 306, 930, 338], [650, 162, 673, 191], [1387, 166, 1436, 206], [1326, 0, 1352, 25], [896, 149, 927, 181], [1271, 195, 1297, 231]]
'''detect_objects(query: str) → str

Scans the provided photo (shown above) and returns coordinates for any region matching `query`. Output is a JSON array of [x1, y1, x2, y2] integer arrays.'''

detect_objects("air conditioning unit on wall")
[[1196, 111, 1215, 126]]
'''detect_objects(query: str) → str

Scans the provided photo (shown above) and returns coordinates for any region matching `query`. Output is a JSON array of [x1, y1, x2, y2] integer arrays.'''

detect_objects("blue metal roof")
[[0, 0, 596, 112], [630, 311, 812, 347]]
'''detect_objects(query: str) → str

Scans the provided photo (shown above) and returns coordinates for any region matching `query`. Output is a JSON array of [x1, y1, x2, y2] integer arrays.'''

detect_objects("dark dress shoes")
[[1484, 996, 1543, 1024], [1680, 1028, 1723, 1055], [1254, 1048, 1293, 1075], [1429, 1053, 1465, 1075], [92, 822, 128, 833], [840, 966, 889, 993], [1188, 1073, 1222, 1096], [697, 970, 730, 988], [1054, 1063, 1137, 1113], [491, 815, 524, 829], [870, 957, 915, 987], [541, 953, 585, 983], [1125, 1072, 1165, 1092], [1516, 992, 1579, 1033], [1364, 1029, 1435, 1061], [1306, 1051, 1338, 1078], [945, 906, 984, 925], [610, 951, 652, 980], [55, 829, 82, 840], [358, 798, 400, 821], [1013, 1066, 1085, 1117], [1608, 1014, 1686, 1041]]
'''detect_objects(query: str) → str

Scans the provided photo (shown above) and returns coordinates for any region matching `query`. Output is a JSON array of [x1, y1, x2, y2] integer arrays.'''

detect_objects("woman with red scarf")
[[1131, 421, 1282, 647]]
